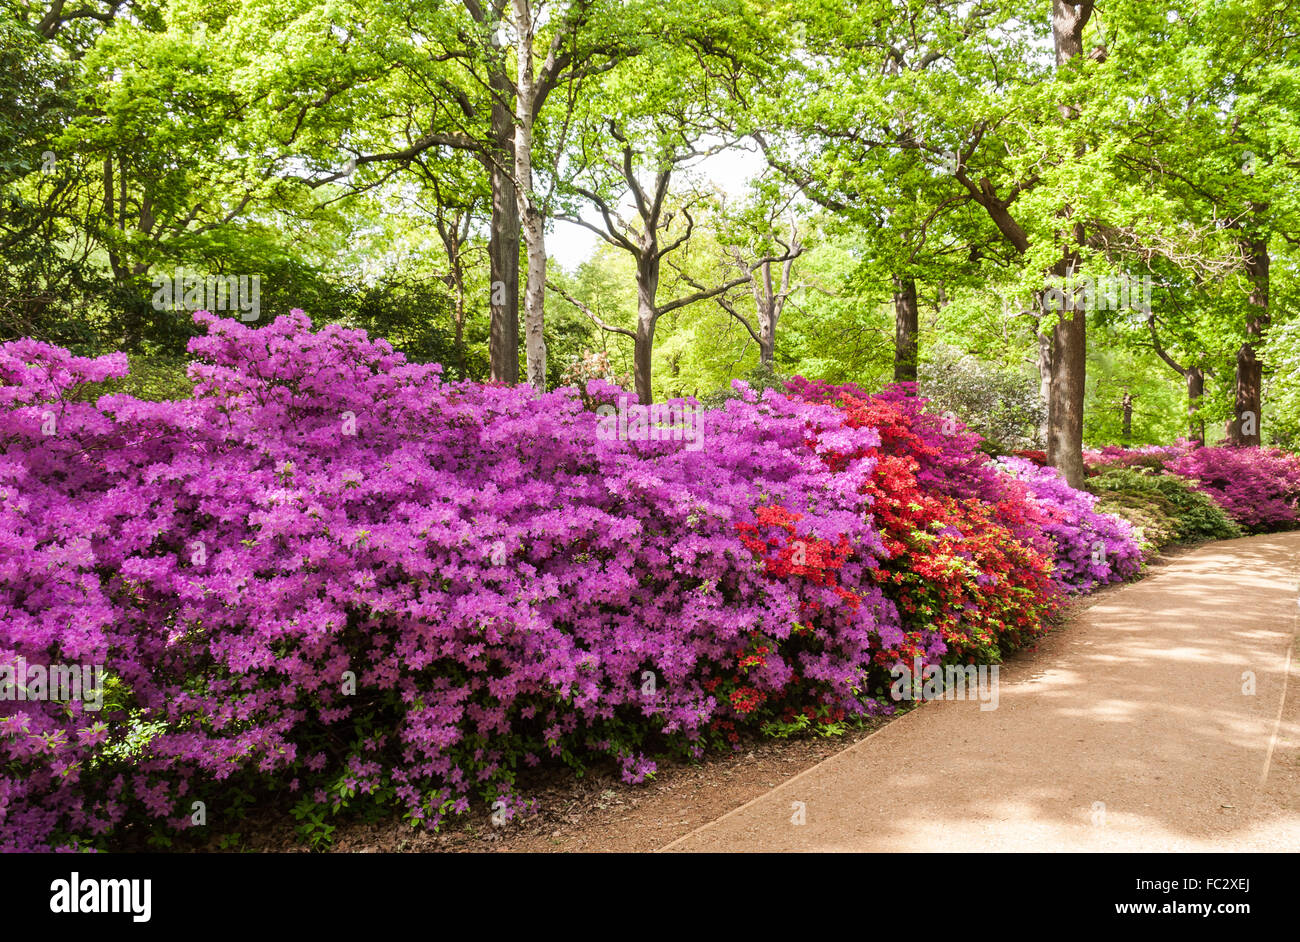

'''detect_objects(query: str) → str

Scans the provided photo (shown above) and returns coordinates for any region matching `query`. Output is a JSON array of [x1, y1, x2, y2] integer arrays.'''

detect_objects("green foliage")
[[1264, 313, 1300, 449], [289, 796, 338, 852], [89, 355, 193, 401], [1083, 344, 1189, 448], [918, 342, 1043, 452], [343, 276, 463, 368], [1086, 468, 1242, 554]]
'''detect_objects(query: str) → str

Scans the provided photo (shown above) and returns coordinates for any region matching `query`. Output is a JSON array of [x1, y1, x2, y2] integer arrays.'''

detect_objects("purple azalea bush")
[[1, 312, 907, 851], [996, 456, 1143, 593], [4, 311, 1212, 853]]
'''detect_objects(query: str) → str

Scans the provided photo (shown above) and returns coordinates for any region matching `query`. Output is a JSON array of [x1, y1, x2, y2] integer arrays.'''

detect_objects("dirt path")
[[662, 532, 1300, 852]]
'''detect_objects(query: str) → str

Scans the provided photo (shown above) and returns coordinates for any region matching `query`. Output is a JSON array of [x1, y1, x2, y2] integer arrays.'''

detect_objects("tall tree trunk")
[[892, 275, 919, 383], [1120, 390, 1133, 444], [519, 207, 547, 389], [1187, 366, 1204, 445], [757, 260, 777, 367], [449, 241, 467, 381], [1037, 327, 1053, 448], [513, 0, 547, 392], [634, 259, 659, 405], [1046, 0, 1093, 488], [1045, 234, 1087, 486], [1047, 300, 1087, 486], [758, 309, 776, 367], [753, 245, 797, 368], [1229, 234, 1268, 445], [485, 62, 520, 385]]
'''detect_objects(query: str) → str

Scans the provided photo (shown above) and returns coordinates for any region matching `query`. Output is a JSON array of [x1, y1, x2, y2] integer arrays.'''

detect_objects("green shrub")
[[1085, 468, 1241, 553], [71, 354, 194, 402]]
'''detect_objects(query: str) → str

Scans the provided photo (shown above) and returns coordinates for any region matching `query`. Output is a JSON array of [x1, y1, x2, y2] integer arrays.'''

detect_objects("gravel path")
[[663, 533, 1300, 852]]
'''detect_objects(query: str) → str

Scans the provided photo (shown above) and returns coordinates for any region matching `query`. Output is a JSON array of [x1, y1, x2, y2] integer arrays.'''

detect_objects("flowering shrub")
[[787, 378, 1144, 593], [995, 457, 1143, 593], [1085, 468, 1241, 555], [787, 379, 1010, 503], [1164, 446, 1300, 533], [1084, 442, 1194, 475], [861, 454, 1060, 665], [787, 380, 1061, 665], [1, 314, 904, 851]]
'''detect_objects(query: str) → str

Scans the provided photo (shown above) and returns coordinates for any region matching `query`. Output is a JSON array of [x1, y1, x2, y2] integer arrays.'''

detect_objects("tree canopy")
[[4, 0, 1299, 473]]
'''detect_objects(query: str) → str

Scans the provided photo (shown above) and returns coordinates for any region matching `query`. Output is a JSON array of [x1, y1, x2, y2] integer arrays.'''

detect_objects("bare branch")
[[546, 279, 636, 339]]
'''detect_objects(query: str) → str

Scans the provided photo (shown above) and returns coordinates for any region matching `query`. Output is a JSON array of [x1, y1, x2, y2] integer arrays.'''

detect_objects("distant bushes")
[[1166, 446, 1300, 534], [916, 343, 1044, 453], [1085, 468, 1242, 556], [1085, 443, 1192, 475], [1087, 444, 1300, 538]]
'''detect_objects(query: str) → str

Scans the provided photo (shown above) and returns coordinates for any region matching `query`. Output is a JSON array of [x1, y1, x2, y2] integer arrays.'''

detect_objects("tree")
[[712, 188, 805, 369], [233, 0, 637, 384], [752, 0, 1020, 390], [1104, 0, 1300, 445], [556, 117, 796, 403]]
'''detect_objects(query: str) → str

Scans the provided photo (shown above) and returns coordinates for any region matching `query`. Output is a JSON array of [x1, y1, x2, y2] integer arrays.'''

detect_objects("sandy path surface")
[[663, 533, 1300, 852]]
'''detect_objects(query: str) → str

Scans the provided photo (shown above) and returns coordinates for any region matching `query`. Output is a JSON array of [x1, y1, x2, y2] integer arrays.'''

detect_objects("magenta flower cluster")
[[1087, 442, 1300, 534], [997, 456, 1144, 593], [1084, 441, 1195, 473], [1164, 446, 1300, 533], [2, 312, 907, 851]]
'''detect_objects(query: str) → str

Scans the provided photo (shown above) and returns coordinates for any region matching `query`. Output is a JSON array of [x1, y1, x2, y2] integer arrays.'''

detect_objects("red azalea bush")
[[862, 452, 1061, 665], [787, 379, 1061, 665], [788, 378, 1010, 503]]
